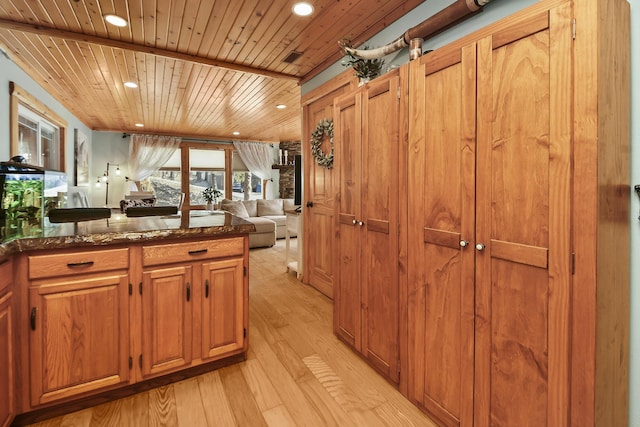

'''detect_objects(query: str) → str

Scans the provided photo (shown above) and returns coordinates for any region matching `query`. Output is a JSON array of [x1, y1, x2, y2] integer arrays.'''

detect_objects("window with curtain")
[[10, 82, 66, 171], [232, 151, 263, 200]]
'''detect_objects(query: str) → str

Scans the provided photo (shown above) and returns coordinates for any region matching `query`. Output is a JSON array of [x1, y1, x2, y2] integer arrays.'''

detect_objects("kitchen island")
[[0, 210, 254, 426]]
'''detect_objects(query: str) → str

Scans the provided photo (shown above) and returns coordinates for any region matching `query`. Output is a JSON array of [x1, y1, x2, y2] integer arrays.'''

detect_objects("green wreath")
[[310, 119, 334, 169]]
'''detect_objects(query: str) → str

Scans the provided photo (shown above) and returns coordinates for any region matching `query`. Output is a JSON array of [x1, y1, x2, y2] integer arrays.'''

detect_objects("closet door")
[[474, 8, 572, 427], [407, 43, 476, 427], [361, 75, 401, 382]]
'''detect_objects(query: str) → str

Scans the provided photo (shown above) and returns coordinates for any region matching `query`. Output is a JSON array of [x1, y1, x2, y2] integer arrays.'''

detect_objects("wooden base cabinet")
[[139, 237, 248, 380], [407, 1, 629, 426], [14, 235, 249, 417], [334, 69, 403, 383], [26, 249, 131, 407], [0, 260, 14, 427]]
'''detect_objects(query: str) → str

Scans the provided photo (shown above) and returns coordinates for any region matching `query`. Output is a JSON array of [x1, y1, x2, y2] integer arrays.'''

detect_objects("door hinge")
[[139, 354, 143, 369], [571, 252, 576, 275], [243, 328, 247, 338], [244, 266, 247, 276], [397, 86, 401, 99], [128, 283, 132, 295], [129, 356, 133, 369], [572, 19, 576, 40], [139, 282, 142, 295]]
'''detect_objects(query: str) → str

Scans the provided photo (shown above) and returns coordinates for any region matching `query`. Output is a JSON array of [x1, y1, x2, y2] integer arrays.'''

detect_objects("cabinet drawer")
[[29, 248, 129, 280], [142, 237, 244, 267]]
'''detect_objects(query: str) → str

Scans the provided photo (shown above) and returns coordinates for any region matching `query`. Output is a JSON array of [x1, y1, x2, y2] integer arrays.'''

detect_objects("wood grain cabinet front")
[[333, 70, 402, 384], [0, 259, 14, 427], [25, 248, 131, 407], [138, 237, 248, 380], [28, 272, 131, 406]]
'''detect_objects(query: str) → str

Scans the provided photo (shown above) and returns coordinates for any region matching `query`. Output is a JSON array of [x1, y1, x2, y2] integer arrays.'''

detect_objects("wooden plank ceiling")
[[0, 0, 424, 142]]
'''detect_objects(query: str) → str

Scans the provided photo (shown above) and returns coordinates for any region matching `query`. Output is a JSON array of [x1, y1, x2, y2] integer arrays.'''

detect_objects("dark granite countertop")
[[0, 210, 255, 260]]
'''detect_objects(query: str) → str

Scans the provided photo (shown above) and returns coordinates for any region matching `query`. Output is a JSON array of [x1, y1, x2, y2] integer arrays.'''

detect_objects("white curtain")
[[128, 134, 181, 191], [232, 141, 273, 180]]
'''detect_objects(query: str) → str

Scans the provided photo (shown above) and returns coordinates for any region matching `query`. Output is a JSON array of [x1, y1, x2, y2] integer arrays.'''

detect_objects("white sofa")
[[220, 198, 298, 248]]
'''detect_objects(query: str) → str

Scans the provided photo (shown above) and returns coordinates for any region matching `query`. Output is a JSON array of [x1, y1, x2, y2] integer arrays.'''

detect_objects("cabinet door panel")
[[334, 92, 362, 348], [141, 266, 193, 377], [408, 42, 476, 427], [475, 8, 571, 426], [201, 258, 245, 359], [0, 292, 14, 427], [29, 274, 130, 405], [361, 76, 400, 383]]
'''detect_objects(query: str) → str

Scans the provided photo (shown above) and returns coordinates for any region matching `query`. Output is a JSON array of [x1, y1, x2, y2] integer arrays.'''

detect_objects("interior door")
[[474, 9, 572, 426], [303, 100, 337, 298], [408, 42, 477, 427]]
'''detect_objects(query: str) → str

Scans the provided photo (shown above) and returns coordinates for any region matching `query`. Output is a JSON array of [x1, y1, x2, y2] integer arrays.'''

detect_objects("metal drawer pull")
[[30, 307, 36, 331], [67, 261, 94, 268], [188, 249, 208, 255]]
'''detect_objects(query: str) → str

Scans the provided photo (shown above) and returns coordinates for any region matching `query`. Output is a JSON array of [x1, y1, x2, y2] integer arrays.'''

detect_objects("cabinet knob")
[[475, 243, 485, 251], [306, 201, 314, 208], [460, 240, 468, 248], [352, 219, 358, 225], [358, 221, 365, 227]]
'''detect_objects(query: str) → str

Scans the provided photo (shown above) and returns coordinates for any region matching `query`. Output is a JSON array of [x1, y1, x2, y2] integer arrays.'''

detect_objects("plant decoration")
[[310, 119, 334, 169], [339, 37, 384, 82], [203, 187, 223, 203]]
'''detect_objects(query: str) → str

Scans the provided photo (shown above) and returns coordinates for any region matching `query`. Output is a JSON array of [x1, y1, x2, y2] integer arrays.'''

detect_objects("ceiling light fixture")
[[276, 104, 286, 109], [292, 2, 314, 16], [104, 14, 128, 27], [124, 81, 138, 88], [135, 123, 144, 127], [233, 131, 240, 136]]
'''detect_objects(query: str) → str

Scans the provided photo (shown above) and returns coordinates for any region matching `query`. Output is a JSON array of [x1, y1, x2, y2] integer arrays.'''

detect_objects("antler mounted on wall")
[[342, 0, 494, 60]]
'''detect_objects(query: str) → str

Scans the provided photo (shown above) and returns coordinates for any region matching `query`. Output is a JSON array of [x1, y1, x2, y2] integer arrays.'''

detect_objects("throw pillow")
[[257, 199, 284, 216], [220, 200, 250, 218]]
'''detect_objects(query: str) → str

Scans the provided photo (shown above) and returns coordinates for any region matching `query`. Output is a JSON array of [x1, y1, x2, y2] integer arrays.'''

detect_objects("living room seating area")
[[220, 198, 297, 248]]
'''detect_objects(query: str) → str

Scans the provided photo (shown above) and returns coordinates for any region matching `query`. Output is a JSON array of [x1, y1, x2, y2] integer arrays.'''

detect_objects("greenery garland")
[[310, 119, 334, 169]]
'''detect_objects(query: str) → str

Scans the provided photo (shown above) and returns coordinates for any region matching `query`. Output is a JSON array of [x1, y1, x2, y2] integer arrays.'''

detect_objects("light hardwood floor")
[[28, 239, 438, 427]]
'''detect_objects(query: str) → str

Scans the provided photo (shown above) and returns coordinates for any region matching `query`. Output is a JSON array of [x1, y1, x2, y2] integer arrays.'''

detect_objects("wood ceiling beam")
[[0, 19, 300, 82]]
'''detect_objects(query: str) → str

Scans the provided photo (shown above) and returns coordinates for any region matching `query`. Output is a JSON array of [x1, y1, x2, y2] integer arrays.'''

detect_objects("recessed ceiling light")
[[276, 104, 286, 109], [104, 14, 127, 27], [292, 2, 314, 16], [135, 123, 144, 127], [233, 131, 240, 136], [124, 81, 138, 88]]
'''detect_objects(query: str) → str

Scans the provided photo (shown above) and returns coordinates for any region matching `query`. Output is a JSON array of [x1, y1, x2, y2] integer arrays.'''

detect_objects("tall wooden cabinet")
[[409, 7, 572, 425], [319, 0, 628, 424], [334, 69, 403, 382], [405, 0, 629, 426]]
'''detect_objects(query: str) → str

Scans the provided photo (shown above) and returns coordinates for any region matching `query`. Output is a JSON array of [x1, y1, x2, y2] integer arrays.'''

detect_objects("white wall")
[[303, 0, 639, 425]]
